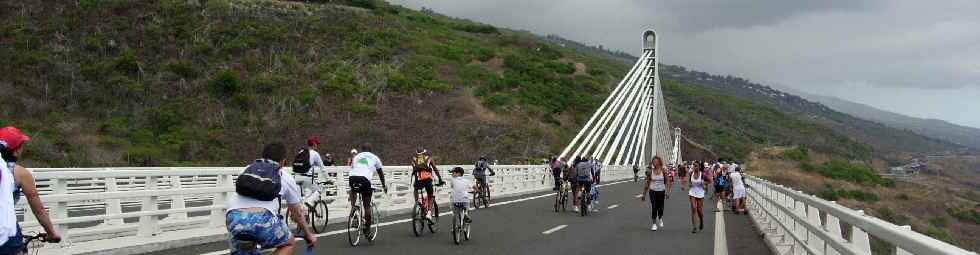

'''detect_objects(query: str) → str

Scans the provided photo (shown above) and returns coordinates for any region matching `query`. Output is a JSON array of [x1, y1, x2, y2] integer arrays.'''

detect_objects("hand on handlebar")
[[436, 180, 446, 187], [45, 232, 62, 243]]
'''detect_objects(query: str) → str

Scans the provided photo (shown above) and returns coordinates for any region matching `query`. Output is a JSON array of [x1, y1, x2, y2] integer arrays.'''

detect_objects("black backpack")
[[236, 159, 282, 201], [292, 149, 311, 174]]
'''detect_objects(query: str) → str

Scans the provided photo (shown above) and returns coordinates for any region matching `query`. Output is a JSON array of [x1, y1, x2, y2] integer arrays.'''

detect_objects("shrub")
[[876, 207, 911, 225], [546, 61, 575, 75], [948, 206, 980, 224], [165, 60, 200, 79], [209, 69, 241, 98], [453, 23, 499, 34], [783, 146, 810, 162]]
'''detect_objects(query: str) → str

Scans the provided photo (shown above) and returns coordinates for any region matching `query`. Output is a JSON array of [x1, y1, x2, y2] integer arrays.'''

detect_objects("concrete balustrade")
[[21, 165, 632, 254], [744, 176, 977, 255]]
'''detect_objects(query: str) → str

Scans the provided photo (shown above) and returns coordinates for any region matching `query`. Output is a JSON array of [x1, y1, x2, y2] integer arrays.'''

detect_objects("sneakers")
[[692, 227, 697, 233], [573, 206, 580, 212], [304, 191, 320, 205], [651, 223, 658, 231], [657, 218, 664, 228]]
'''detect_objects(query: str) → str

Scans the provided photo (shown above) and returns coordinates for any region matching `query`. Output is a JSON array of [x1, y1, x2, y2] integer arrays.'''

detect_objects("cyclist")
[[449, 167, 474, 223], [0, 126, 62, 254], [294, 137, 328, 205], [226, 143, 315, 255], [473, 155, 495, 194], [550, 156, 563, 190], [349, 143, 387, 233], [572, 155, 595, 213], [411, 148, 444, 220]]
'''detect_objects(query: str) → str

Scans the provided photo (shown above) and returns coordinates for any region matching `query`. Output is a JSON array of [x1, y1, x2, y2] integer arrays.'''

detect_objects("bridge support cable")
[[560, 29, 673, 168], [612, 65, 654, 165], [558, 51, 651, 160], [570, 56, 648, 161], [564, 51, 649, 161], [597, 58, 655, 164]]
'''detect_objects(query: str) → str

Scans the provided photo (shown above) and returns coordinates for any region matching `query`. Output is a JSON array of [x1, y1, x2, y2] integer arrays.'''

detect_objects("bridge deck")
[[147, 180, 769, 255]]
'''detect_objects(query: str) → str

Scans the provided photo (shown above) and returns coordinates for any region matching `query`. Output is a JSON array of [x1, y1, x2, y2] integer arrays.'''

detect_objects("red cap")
[[307, 136, 320, 146], [0, 126, 31, 151]]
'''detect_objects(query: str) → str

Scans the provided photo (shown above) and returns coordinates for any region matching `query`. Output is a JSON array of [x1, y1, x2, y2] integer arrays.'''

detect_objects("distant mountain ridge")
[[794, 92, 980, 150]]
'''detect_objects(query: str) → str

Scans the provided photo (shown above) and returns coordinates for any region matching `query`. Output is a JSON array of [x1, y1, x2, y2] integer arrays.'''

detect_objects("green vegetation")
[[0, 0, 627, 166], [818, 184, 879, 202], [662, 81, 871, 161], [948, 205, 980, 224], [803, 160, 893, 186]]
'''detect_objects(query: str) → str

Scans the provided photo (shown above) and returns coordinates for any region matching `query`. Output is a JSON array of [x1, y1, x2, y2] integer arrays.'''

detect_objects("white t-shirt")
[[350, 152, 383, 179], [227, 168, 302, 214], [308, 148, 328, 177], [730, 172, 745, 190], [451, 176, 472, 203]]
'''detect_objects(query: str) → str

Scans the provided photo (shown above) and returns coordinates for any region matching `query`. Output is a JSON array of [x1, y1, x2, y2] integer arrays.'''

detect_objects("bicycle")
[[451, 201, 471, 245], [283, 174, 330, 234], [347, 187, 382, 247], [578, 185, 589, 217], [21, 232, 53, 255], [473, 176, 491, 209], [412, 184, 439, 236], [553, 180, 568, 212]]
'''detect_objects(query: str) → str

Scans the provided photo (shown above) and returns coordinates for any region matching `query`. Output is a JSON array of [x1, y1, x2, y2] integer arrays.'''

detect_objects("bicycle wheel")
[[310, 201, 329, 234], [579, 192, 588, 216], [412, 202, 425, 237], [560, 189, 568, 212], [554, 188, 561, 212], [428, 201, 439, 233], [452, 211, 461, 245], [348, 207, 361, 246], [482, 185, 491, 207], [368, 201, 380, 242], [463, 211, 471, 241]]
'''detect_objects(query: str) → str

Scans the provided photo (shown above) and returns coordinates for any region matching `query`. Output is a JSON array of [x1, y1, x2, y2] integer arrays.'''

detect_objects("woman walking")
[[731, 166, 747, 214], [687, 161, 709, 233], [641, 156, 670, 231]]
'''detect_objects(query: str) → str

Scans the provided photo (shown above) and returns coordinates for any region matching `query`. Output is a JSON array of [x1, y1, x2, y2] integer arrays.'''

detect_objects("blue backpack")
[[236, 159, 282, 201], [716, 172, 727, 187]]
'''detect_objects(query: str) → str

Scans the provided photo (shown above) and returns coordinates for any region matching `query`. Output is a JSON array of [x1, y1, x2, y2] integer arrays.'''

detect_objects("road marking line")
[[542, 225, 568, 235], [607, 204, 619, 209], [200, 179, 631, 255], [714, 201, 729, 255]]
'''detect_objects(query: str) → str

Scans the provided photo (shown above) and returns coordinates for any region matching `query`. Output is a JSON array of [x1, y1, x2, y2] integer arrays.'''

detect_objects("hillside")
[[0, 0, 633, 166], [658, 65, 965, 161], [798, 92, 980, 150]]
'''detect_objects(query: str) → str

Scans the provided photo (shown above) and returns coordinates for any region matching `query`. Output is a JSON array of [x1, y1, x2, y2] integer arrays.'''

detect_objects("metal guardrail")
[[745, 176, 976, 255], [19, 164, 632, 253]]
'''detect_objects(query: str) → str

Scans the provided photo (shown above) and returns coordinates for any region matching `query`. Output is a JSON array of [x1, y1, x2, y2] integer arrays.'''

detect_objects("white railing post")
[[171, 175, 188, 220], [210, 174, 230, 228], [806, 204, 825, 253], [138, 176, 160, 237], [826, 204, 844, 255], [851, 210, 873, 254], [50, 179, 69, 240], [896, 225, 913, 255], [105, 177, 124, 225]]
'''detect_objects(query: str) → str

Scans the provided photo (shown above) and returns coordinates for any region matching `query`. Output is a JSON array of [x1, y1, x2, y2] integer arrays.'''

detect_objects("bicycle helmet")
[[451, 167, 464, 175]]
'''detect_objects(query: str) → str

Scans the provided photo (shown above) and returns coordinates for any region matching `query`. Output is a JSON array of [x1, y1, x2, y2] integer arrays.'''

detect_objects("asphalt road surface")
[[149, 179, 771, 255]]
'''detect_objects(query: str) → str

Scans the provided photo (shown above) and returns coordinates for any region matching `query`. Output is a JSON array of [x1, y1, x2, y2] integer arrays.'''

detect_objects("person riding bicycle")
[[294, 136, 328, 205], [550, 156, 564, 190], [349, 143, 387, 233], [0, 127, 62, 254], [473, 155, 495, 193], [226, 143, 316, 255], [412, 148, 444, 220], [450, 167, 475, 223], [572, 155, 596, 213]]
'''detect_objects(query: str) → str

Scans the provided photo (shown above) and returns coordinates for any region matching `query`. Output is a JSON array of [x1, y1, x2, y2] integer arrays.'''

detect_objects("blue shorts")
[[0, 225, 24, 254], [226, 209, 290, 255]]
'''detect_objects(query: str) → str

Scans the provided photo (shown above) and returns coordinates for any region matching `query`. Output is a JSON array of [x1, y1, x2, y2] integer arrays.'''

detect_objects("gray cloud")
[[390, 0, 980, 128]]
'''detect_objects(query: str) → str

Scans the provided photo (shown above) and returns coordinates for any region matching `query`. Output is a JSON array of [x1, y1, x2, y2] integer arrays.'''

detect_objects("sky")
[[389, 0, 980, 129]]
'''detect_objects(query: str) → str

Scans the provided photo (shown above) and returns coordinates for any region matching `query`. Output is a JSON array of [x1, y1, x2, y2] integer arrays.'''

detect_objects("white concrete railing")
[[745, 176, 976, 255], [20, 165, 632, 254]]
